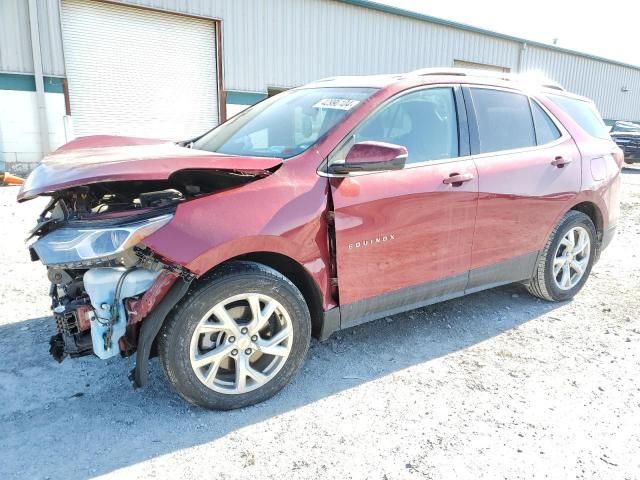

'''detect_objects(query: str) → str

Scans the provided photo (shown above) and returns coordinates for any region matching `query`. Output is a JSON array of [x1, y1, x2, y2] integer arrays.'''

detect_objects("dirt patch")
[[0, 169, 639, 479]]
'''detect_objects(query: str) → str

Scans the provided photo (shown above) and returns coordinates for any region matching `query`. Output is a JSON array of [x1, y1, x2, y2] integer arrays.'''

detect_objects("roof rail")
[[538, 82, 565, 91], [409, 67, 471, 77], [314, 76, 338, 83], [408, 67, 565, 91]]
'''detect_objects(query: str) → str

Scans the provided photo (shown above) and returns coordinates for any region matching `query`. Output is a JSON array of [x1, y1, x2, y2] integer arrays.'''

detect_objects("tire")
[[526, 210, 597, 302], [159, 261, 311, 410]]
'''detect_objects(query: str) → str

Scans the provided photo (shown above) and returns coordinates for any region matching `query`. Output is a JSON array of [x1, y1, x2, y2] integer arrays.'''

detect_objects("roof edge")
[[335, 0, 640, 72]]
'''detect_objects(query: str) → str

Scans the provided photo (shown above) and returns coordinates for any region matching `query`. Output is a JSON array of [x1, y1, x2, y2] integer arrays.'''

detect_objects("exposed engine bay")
[[31, 168, 266, 237], [47, 253, 182, 363]]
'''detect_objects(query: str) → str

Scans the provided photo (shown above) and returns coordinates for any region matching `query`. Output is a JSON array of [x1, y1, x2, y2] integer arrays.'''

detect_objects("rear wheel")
[[159, 261, 311, 410], [527, 211, 597, 302]]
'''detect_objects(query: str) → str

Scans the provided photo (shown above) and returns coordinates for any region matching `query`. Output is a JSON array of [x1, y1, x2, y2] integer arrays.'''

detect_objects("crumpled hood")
[[17, 135, 283, 201]]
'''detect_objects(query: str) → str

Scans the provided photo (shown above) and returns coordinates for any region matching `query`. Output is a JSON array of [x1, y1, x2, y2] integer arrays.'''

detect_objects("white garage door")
[[61, 0, 219, 140]]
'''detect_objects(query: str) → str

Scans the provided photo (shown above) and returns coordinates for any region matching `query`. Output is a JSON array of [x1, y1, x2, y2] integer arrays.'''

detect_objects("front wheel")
[[526, 210, 597, 302], [159, 261, 311, 410]]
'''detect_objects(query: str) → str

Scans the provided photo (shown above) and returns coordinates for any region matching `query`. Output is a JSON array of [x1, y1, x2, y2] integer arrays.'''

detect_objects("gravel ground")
[[1, 167, 639, 480]]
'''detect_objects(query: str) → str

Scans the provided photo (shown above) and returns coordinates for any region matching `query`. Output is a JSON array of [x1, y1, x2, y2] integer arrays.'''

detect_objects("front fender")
[[142, 160, 333, 306]]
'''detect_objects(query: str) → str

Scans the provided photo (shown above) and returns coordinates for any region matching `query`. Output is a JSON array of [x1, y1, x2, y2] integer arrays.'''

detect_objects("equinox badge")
[[348, 234, 396, 250]]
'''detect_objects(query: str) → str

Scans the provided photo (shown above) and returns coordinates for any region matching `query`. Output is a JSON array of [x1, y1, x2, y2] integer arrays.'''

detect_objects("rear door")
[[463, 86, 582, 291], [329, 86, 479, 327]]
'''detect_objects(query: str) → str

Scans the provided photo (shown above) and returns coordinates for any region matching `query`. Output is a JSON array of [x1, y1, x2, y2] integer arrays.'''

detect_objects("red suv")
[[19, 69, 622, 410]]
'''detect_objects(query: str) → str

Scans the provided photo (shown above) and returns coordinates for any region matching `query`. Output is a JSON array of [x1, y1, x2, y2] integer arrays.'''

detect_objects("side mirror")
[[329, 141, 407, 174]]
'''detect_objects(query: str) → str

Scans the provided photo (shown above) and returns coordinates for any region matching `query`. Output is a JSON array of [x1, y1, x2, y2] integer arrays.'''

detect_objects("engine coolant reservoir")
[[83, 267, 161, 359]]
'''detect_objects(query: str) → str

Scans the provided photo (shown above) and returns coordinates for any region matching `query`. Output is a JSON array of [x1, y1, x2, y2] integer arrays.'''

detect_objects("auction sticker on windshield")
[[313, 98, 361, 110]]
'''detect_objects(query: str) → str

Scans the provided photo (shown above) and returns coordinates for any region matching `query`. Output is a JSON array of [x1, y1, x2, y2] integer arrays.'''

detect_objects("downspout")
[[28, 0, 50, 155], [517, 42, 527, 73]]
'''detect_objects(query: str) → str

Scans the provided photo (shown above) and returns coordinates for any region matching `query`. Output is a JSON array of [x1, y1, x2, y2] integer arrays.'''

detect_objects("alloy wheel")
[[189, 293, 293, 394], [552, 226, 591, 291]]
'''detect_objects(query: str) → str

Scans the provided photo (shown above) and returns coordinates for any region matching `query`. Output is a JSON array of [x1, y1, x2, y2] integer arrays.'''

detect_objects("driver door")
[[329, 86, 479, 327]]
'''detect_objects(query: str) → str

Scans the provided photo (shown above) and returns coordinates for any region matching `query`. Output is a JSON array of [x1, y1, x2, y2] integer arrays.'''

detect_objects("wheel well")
[[570, 202, 603, 236], [226, 252, 325, 338]]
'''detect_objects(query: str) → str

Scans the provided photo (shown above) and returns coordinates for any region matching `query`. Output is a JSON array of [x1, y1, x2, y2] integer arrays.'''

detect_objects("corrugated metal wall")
[[2, 0, 640, 120], [0, 0, 65, 76], [0, 0, 33, 74], [520, 46, 640, 120], [37, 0, 66, 76], [89, 0, 523, 91]]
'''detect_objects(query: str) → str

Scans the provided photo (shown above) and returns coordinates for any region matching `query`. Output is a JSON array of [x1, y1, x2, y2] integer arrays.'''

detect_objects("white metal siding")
[[0, 0, 66, 76], [37, 0, 66, 76], [521, 46, 640, 120], [453, 59, 510, 73], [95, 0, 523, 91], [0, 0, 33, 74], [4, 0, 640, 120], [60, 0, 218, 139]]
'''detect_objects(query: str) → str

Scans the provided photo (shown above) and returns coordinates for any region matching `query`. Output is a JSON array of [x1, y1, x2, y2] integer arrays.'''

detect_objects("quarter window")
[[352, 88, 459, 164], [548, 94, 609, 140], [531, 100, 561, 145], [471, 88, 536, 153]]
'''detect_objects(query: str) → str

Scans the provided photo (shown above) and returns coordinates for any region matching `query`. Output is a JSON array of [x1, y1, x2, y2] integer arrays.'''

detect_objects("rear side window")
[[548, 94, 609, 139], [531, 101, 561, 145], [471, 88, 536, 153]]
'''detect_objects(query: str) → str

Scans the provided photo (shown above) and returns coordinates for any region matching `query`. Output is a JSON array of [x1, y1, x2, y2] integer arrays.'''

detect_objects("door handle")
[[551, 156, 572, 168], [443, 172, 474, 186]]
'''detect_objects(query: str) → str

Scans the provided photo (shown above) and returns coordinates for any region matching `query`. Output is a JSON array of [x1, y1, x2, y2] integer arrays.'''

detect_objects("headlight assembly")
[[32, 214, 173, 266]]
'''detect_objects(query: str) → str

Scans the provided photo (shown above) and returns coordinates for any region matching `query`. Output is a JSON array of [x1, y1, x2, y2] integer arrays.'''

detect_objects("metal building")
[[2, 0, 640, 173]]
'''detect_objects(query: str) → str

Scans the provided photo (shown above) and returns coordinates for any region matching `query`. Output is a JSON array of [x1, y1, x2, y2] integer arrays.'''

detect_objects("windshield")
[[193, 87, 377, 158]]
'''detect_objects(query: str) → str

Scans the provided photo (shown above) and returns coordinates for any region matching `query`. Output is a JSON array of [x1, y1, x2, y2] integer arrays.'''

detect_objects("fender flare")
[[131, 275, 193, 388]]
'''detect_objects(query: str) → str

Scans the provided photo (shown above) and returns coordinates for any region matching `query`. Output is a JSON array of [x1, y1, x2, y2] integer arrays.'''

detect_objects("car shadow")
[[0, 282, 563, 479], [622, 166, 640, 174]]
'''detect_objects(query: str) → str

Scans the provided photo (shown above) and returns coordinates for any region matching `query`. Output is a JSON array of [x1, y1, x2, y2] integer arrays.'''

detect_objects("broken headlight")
[[31, 214, 172, 266]]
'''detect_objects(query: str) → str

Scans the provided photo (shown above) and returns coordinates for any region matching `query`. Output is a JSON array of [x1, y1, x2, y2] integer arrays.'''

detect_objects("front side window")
[[351, 87, 459, 164], [471, 88, 536, 153], [548, 94, 609, 140], [193, 87, 377, 158]]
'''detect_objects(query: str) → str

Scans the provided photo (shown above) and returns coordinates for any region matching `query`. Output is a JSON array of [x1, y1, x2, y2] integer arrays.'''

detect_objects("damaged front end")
[[28, 184, 196, 386], [20, 136, 282, 387]]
